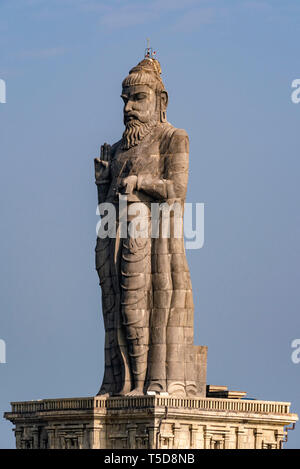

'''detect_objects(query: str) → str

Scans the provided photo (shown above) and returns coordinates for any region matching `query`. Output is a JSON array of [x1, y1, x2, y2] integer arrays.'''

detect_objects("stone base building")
[[4, 387, 298, 449]]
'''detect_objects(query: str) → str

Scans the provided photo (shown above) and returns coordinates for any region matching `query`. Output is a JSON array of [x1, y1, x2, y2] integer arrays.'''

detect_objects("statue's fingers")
[[100, 145, 104, 160], [107, 144, 111, 161], [103, 143, 108, 161]]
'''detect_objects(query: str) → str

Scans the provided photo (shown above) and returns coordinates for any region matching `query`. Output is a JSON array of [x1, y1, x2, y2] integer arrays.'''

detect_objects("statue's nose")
[[124, 100, 133, 113]]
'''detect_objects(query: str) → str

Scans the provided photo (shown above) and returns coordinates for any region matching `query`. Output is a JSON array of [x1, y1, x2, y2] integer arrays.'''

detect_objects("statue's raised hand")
[[94, 143, 111, 184]]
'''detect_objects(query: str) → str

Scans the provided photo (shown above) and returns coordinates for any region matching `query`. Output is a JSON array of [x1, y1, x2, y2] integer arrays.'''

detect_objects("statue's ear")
[[160, 91, 168, 122], [161, 90, 168, 110]]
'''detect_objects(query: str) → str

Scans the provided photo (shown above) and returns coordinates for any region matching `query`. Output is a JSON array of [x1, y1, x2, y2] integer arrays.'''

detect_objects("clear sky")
[[0, 0, 300, 449]]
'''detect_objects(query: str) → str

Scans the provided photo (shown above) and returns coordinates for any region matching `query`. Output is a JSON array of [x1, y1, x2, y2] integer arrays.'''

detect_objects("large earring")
[[160, 110, 167, 122]]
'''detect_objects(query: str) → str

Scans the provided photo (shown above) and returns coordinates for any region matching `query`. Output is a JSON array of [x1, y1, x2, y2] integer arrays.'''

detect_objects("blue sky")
[[0, 0, 300, 448]]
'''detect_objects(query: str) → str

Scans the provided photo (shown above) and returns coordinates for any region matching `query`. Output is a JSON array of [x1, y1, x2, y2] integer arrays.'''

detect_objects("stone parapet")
[[4, 395, 298, 449]]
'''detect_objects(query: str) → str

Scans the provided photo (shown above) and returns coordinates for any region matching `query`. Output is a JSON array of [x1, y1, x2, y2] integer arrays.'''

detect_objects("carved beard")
[[122, 118, 157, 150]]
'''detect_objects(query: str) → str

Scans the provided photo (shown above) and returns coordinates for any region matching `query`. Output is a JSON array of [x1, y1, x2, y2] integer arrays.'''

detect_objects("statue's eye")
[[121, 94, 128, 103], [135, 93, 147, 101]]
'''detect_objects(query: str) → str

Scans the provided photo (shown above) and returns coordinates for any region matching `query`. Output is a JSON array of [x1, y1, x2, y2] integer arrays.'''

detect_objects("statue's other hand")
[[120, 175, 137, 195], [94, 143, 111, 183]]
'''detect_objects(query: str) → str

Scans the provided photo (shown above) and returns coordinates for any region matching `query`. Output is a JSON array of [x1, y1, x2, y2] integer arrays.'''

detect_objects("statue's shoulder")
[[159, 123, 189, 154]]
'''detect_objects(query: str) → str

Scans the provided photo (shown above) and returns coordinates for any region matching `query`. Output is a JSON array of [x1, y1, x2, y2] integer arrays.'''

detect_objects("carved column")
[[46, 427, 56, 449], [147, 424, 159, 449], [173, 422, 181, 449], [236, 427, 246, 449], [190, 424, 198, 449], [14, 427, 23, 449], [168, 435, 174, 449], [87, 424, 104, 449], [127, 424, 138, 449], [32, 425, 39, 449], [78, 433, 84, 449], [254, 429, 263, 449], [203, 428, 212, 449], [223, 430, 231, 449], [275, 430, 284, 449]]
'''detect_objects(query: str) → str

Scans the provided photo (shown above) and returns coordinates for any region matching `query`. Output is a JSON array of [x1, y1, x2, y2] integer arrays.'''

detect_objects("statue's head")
[[121, 58, 168, 149]]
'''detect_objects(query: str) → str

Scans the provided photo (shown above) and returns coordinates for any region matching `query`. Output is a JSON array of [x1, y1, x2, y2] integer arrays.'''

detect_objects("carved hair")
[[122, 59, 165, 91]]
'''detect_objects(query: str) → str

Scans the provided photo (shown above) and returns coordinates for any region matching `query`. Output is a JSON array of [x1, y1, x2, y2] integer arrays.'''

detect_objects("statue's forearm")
[[136, 151, 189, 200], [136, 174, 168, 199], [96, 181, 110, 205]]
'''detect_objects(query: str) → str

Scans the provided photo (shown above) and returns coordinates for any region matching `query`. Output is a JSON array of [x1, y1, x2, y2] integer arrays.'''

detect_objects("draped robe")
[[95, 121, 197, 396]]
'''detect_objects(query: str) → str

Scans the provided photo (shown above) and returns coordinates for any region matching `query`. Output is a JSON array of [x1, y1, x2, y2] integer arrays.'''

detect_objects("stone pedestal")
[[4, 394, 298, 449]]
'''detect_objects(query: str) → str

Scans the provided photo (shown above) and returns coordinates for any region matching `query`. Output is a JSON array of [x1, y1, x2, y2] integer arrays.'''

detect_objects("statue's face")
[[121, 84, 157, 126]]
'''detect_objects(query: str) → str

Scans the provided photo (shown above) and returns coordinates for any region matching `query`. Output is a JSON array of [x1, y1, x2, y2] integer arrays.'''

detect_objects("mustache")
[[124, 112, 139, 123]]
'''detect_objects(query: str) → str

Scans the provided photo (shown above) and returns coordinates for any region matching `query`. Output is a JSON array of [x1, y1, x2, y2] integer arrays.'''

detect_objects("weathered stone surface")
[[4, 395, 298, 449], [94, 54, 204, 397], [5, 50, 298, 451]]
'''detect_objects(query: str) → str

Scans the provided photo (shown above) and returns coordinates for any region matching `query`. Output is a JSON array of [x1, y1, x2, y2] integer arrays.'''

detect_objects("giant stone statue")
[[5, 51, 297, 452], [94, 54, 201, 397]]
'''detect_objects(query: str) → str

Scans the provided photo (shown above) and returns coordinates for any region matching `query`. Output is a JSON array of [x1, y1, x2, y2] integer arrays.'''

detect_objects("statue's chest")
[[112, 142, 163, 180]]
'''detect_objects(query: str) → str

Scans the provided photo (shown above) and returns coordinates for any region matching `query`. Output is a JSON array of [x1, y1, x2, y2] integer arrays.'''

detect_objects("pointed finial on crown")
[[144, 38, 157, 60]]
